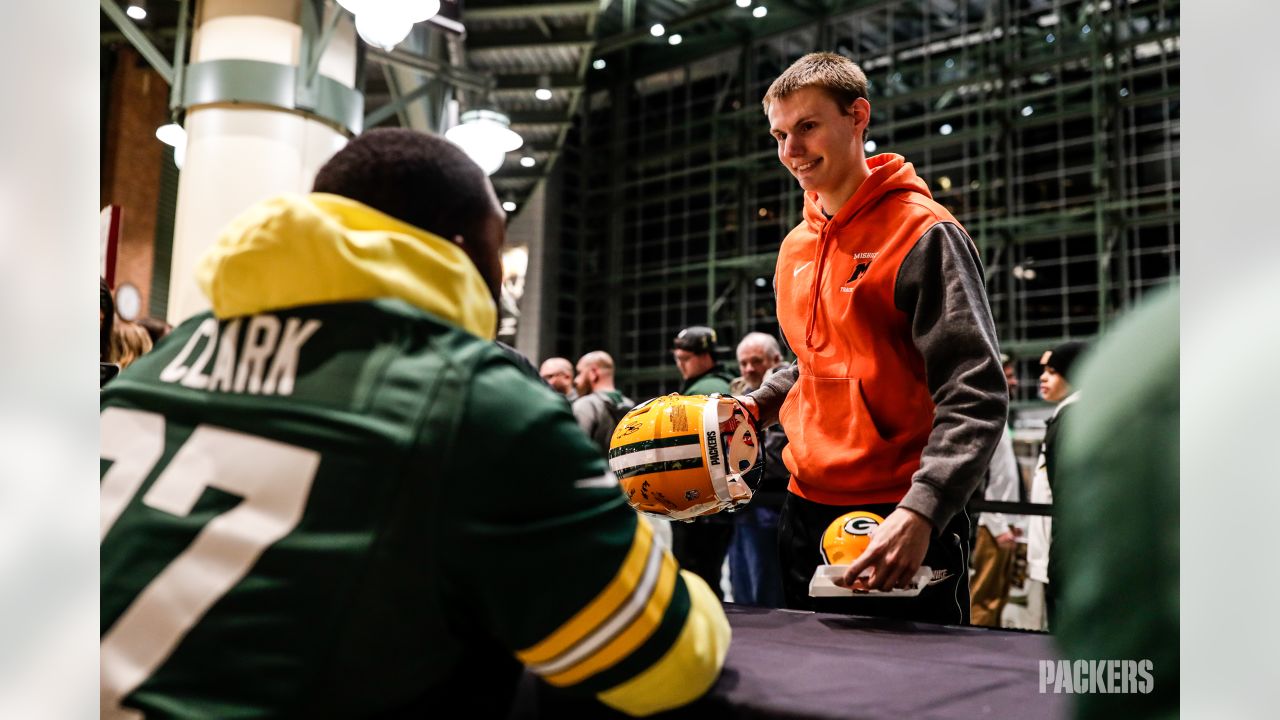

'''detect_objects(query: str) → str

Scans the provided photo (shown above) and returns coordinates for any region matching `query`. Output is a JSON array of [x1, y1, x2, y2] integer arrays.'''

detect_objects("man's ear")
[[850, 97, 871, 133]]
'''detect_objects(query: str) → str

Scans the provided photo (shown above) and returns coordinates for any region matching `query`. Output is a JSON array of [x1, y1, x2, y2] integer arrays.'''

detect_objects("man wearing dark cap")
[[673, 326, 735, 396], [1027, 339, 1087, 627], [670, 325, 737, 599]]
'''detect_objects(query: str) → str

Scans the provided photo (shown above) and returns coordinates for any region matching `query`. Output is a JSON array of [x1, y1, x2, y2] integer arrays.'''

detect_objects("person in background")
[[671, 325, 736, 599], [726, 332, 789, 607], [969, 353, 1023, 627], [100, 128, 728, 718], [539, 356, 578, 402], [107, 320, 154, 370], [673, 326, 735, 396], [137, 316, 173, 347], [571, 351, 634, 456], [1027, 339, 1087, 627]]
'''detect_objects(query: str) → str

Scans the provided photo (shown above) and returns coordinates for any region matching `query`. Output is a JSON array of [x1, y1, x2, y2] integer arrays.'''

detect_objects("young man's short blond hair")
[[762, 51, 869, 116]]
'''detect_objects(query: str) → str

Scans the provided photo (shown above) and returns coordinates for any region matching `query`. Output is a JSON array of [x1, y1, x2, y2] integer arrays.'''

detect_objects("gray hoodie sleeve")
[[747, 362, 798, 421], [894, 222, 1009, 532]]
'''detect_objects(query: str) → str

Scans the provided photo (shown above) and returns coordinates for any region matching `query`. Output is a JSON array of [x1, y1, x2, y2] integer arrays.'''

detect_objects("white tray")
[[808, 564, 933, 598]]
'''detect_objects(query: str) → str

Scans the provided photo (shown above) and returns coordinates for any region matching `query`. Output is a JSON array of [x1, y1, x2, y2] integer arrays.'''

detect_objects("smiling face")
[[767, 86, 870, 211]]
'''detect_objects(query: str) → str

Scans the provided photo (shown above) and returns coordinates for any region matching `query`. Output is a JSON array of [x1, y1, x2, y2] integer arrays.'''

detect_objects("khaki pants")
[[969, 526, 1015, 627]]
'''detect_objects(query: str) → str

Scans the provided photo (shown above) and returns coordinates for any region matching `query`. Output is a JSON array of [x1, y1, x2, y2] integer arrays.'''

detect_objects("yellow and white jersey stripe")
[[515, 516, 730, 715]]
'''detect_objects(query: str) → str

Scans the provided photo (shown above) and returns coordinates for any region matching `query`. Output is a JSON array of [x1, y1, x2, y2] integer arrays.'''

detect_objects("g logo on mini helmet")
[[820, 511, 884, 564], [608, 393, 764, 521]]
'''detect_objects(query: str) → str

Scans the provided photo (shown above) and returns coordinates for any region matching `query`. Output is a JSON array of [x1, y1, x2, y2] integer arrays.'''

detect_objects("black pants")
[[778, 493, 971, 625], [671, 517, 734, 600]]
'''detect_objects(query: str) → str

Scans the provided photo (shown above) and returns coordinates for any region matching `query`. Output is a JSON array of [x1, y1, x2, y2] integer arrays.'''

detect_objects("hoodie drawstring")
[[805, 225, 833, 349]]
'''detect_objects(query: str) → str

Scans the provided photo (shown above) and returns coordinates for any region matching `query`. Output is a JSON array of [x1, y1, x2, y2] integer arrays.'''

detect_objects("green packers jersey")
[[101, 299, 728, 718]]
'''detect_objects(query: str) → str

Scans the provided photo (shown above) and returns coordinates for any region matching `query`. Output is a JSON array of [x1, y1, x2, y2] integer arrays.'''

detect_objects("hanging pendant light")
[[355, 12, 413, 50], [341, 0, 441, 51], [156, 121, 187, 170], [444, 109, 524, 176]]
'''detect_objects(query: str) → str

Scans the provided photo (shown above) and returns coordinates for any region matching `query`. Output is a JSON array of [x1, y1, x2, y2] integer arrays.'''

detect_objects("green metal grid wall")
[[560, 0, 1179, 404]]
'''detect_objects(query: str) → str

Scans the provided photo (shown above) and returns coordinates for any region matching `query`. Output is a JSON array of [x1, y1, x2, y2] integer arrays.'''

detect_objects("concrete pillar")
[[167, 0, 359, 324]]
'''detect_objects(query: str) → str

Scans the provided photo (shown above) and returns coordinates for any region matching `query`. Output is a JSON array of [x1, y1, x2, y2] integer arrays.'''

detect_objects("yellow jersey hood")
[[196, 193, 497, 340]]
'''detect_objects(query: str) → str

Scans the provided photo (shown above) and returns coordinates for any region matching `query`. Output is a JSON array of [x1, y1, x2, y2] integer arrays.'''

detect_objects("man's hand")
[[994, 530, 1017, 549], [734, 395, 761, 424], [837, 508, 934, 591]]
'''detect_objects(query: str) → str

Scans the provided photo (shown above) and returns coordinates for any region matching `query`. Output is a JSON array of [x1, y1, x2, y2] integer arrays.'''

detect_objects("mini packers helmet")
[[608, 393, 764, 521], [821, 511, 884, 565]]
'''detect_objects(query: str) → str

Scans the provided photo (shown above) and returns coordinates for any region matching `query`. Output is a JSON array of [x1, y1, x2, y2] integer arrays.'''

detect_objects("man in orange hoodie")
[[739, 53, 1008, 624]]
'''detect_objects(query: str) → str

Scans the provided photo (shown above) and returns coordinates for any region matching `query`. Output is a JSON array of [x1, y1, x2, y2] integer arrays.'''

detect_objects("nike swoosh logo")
[[793, 261, 814, 277]]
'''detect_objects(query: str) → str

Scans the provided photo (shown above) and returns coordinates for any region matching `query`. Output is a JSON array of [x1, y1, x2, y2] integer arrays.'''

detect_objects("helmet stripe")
[[613, 457, 705, 480], [608, 444, 702, 473], [607, 433, 701, 460]]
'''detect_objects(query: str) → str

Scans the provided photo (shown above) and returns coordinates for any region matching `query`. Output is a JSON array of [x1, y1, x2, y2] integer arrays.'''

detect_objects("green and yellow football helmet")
[[608, 393, 764, 521]]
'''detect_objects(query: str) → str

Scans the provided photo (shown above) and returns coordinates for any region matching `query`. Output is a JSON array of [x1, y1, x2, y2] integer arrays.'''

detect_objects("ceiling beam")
[[493, 166, 548, 180], [100, 0, 174, 83], [366, 47, 494, 93], [594, 0, 737, 56], [493, 72, 583, 90], [466, 28, 595, 51], [508, 109, 575, 125], [464, 1, 601, 21]]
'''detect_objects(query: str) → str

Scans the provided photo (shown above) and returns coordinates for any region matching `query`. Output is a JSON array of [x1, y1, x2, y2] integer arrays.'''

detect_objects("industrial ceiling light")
[[520, 156, 536, 168], [668, 33, 683, 46], [126, 2, 147, 21], [356, 12, 414, 50], [650, 23, 665, 37], [502, 200, 517, 212], [864, 139, 877, 153], [337, 0, 440, 21], [445, 109, 523, 176], [344, 0, 440, 51], [534, 74, 553, 101], [593, 58, 607, 70], [155, 122, 186, 148], [156, 121, 187, 170], [1021, 105, 1034, 116], [753, 6, 768, 18], [939, 123, 953, 135], [736, 0, 751, 7]]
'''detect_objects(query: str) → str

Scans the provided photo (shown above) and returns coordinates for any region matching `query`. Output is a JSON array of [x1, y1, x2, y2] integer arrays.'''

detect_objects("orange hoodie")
[[775, 153, 966, 507]]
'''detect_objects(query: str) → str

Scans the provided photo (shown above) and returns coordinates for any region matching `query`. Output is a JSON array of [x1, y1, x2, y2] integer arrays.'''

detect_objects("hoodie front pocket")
[[782, 375, 907, 491]]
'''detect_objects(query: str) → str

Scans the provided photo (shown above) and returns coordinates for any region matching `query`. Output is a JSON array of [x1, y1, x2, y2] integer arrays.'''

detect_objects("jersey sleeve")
[[439, 355, 729, 716]]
